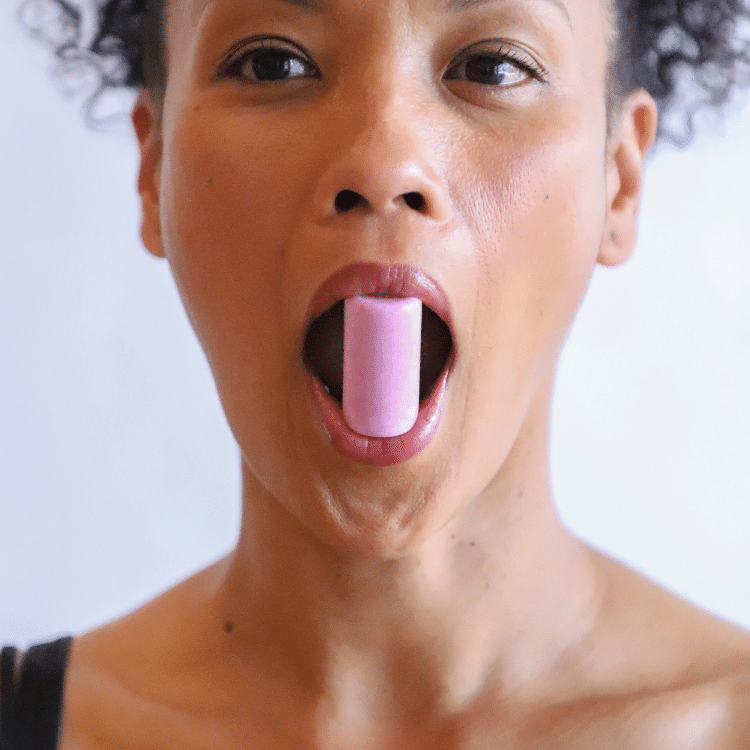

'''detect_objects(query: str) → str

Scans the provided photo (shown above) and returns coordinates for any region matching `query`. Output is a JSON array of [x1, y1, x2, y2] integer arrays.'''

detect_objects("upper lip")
[[303, 261, 455, 344]]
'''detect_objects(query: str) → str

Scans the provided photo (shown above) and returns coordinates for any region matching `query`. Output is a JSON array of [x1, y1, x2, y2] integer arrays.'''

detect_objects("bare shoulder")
[[57, 549, 750, 750], [636, 668, 750, 749], [58, 561, 232, 750], [575, 547, 750, 749], [535, 669, 750, 750]]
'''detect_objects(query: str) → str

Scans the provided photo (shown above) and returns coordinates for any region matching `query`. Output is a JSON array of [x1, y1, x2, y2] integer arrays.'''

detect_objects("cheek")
[[157, 112, 315, 459], [160, 112, 301, 315], [507, 144, 605, 330], [159, 108, 326, 350], [469, 110, 607, 342], [452, 109, 607, 446]]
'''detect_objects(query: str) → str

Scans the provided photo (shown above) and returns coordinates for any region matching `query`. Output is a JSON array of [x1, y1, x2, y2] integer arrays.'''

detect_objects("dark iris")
[[250, 50, 307, 81], [465, 56, 514, 86]]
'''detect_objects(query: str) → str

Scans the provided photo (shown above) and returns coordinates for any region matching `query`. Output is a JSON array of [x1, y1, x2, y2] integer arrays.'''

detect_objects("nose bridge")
[[312, 52, 452, 223]]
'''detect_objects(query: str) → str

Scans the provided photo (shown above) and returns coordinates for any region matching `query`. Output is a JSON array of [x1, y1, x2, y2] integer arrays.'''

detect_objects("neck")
[[215, 385, 602, 733]]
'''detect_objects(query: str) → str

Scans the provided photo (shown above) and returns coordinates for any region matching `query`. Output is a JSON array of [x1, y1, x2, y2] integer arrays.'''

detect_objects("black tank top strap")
[[0, 646, 19, 750], [0, 637, 73, 750]]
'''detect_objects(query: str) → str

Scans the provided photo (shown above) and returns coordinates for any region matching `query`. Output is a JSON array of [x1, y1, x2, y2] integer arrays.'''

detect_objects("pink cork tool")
[[343, 296, 422, 438]]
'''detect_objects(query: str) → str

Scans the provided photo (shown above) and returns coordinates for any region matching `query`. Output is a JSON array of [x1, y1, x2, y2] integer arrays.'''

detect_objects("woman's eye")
[[444, 46, 545, 88], [220, 42, 319, 83]]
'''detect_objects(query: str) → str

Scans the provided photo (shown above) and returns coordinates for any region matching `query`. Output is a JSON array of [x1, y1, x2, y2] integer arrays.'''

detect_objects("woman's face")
[[135, 0, 653, 555]]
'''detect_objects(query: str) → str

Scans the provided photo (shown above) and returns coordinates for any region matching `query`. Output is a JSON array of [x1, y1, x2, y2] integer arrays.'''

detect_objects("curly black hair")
[[18, 0, 750, 145]]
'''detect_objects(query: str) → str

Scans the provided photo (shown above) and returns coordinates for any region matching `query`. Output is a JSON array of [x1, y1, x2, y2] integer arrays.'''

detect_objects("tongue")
[[343, 296, 422, 438]]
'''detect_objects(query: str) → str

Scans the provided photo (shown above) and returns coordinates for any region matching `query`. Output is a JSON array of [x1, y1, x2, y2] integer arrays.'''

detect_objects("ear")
[[598, 88, 658, 268], [132, 89, 165, 259]]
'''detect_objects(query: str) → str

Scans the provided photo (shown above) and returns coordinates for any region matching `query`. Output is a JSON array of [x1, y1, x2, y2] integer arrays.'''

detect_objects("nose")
[[311, 87, 453, 225]]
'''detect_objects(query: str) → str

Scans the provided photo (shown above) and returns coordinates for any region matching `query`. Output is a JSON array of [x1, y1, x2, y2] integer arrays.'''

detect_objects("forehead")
[[189, 0, 571, 14], [166, 0, 606, 43]]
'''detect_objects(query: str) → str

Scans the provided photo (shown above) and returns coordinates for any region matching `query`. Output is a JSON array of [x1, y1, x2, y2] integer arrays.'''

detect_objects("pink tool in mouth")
[[343, 296, 422, 438], [302, 262, 455, 466]]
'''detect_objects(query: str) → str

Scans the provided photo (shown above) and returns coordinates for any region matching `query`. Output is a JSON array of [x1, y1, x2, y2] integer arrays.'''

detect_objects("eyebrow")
[[271, 0, 322, 8], [445, 0, 572, 27], [236, 0, 571, 28]]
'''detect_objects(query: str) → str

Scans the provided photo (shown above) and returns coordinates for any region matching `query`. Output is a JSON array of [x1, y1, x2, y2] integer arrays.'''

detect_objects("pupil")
[[465, 57, 508, 85], [252, 50, 303, 81]]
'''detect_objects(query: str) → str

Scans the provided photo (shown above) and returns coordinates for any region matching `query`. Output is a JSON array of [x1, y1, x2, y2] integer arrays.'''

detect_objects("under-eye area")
[[303, 300, 453, 405]]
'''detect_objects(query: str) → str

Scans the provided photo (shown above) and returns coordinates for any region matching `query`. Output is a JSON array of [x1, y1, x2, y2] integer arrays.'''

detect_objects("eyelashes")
[[445, 41, 548, 86], [218, 37, 321, 84], [216, 36, 548, 90]]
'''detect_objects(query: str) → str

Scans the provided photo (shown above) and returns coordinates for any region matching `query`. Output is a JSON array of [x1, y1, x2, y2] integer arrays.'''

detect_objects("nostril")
[[335, 190, 367, 213], [402, 192, 426, 212], [334, 190, 427, 214]]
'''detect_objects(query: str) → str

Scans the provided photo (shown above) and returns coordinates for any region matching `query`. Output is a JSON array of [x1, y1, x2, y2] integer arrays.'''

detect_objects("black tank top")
[[0, 637, 72, 750]]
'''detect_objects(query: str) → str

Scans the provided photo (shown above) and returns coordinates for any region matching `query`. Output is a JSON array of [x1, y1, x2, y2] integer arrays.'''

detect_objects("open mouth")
[[303, 299, 453, 406]]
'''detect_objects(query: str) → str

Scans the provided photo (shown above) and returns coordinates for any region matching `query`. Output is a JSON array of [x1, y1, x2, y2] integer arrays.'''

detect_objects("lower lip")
[[306, 365, 451, 467]]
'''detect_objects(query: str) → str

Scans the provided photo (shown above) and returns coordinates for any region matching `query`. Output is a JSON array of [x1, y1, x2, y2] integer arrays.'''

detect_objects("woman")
[[2, 0, 750, 746]]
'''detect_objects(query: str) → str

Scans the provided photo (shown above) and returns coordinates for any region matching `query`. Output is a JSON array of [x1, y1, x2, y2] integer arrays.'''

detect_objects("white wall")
[[1, 8, 749, 649]]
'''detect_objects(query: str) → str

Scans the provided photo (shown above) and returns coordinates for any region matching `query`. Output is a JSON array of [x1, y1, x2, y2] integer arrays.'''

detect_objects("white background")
[[1, 6, 749, 649]]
